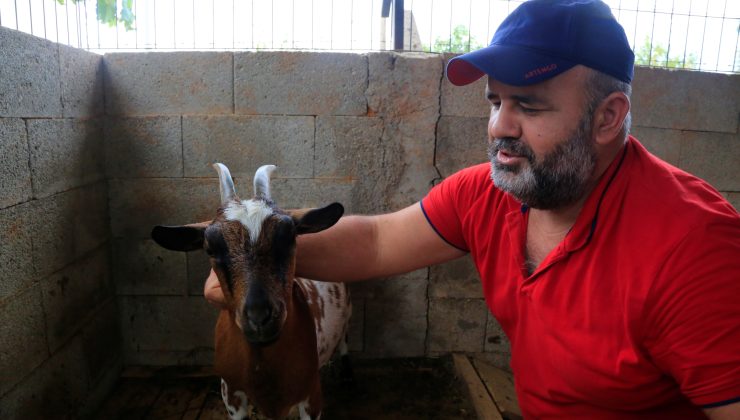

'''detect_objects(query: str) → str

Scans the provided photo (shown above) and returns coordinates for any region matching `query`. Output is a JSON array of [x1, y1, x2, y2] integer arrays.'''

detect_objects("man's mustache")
[[491, 138, 535, 161]]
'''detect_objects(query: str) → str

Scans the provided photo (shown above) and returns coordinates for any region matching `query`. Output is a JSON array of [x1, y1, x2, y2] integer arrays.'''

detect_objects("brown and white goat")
[[151, 163, 352, 420]]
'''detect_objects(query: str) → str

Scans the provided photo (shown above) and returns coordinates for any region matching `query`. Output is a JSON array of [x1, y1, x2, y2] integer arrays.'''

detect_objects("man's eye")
[[521, 106, 539, 114], [491, 102, 501, 110]]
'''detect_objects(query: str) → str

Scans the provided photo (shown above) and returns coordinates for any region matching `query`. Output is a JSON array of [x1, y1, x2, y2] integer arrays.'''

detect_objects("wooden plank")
[[92, 380, 143, 419], [145, 381, 206, 419], [197, 393, 228, 420], [452, 354, 504, 420], [118, 381, 164, 419], [472, 358, 522, 420], [181, 381, 212, 420]]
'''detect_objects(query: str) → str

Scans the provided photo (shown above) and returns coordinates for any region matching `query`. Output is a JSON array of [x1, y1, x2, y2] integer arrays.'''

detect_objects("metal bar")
[[732, 20, 739, 71], [233, 0, 235, 49], [42, 0, 47, 39], [14, 0, 19, 30], [350, 0, 353, 49], [715, 0, 728, 71], [66, 0, 70, 45], [448, 0, 452, 51], [331, 0, 334, 49], [665, 0, 674, 67], [698, 0, 709, 68], [212, 0, 215, 48], [648, 1, 656, 65], [467, 0, 472, 52], [173, 0, 176, 48], [381, 0, 391, 18], [28, 0, 32, 35], [393, 0, 403, 50]]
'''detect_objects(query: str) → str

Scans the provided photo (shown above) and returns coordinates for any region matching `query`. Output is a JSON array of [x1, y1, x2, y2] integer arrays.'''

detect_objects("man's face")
[[486, 67, 597, 210]]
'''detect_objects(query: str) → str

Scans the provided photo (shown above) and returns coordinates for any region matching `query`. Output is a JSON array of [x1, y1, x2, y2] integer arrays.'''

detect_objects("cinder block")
[[41, 247, 112, 352], [350, 269, 428, 299], [435, 116, 489, 177], [258, 177, 356, 213], [0, 118, 32, 207], [630, 126, 682, 166], [31, 182, 109, 276], [347, 296, 364, 353], [484, 312, 512, 371], [109, 178, 219, 239], [0, 287, 49, 397], [104, 117, 183, 178], [182, 115, 314, 178], [679, 131, 740, 191], [113, 238, 188, 295], [429, 255, 484, 299], [104, 52, 233, 116], [428, 298, 487, 353], [187, 251, 211, 296], [366, 52, 442, 118], [631, 67, 740, 133], [0, 333, 90, 418], [0, 27, 62, 117], [60, 44, 104, 118], [440, 53, 490, 118], [27, 119, 105, 198], [315, 116, 385, 178], [722, 192, 739, 212], [118, 296, 218, 365], [380, 115, 440, 210], [0, 202, 34, 300], [235, 51, 367, 116], [363, 295, 427, 358], [79, 300, 122, 384]]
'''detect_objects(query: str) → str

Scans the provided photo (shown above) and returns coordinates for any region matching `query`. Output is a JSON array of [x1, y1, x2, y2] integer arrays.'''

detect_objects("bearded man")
[[205, 0, 740, 417]]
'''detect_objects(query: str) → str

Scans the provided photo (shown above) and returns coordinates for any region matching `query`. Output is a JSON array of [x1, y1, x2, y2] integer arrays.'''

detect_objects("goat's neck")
[[214, 280, 320, 416]]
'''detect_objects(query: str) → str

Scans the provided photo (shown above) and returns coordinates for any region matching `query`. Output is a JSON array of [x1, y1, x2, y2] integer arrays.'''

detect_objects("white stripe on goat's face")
[[224, 199, 274, 243]]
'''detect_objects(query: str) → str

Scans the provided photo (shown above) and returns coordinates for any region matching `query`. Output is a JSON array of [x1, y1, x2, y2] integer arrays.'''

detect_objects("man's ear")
[[287, 203, 344, 235], [151, 222, 209, 251], [592, 91, 630, 145]]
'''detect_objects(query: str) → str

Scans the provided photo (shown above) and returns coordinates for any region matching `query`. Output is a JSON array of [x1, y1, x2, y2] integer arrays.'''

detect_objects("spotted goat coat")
[[152, 164, 352, 420]]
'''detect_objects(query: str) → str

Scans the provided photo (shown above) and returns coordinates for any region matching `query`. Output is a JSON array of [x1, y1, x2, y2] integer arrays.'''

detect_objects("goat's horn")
[[254, 165, 277, 200], [213, 163, 237, 205]]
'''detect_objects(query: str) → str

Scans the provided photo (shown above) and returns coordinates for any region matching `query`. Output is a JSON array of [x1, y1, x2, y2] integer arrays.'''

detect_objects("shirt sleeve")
[[643, 220, 740, 408], [420, 164, 491, 252]]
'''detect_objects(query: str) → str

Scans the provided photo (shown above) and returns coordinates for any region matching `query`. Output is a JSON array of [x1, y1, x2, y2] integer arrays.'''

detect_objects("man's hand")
[[204, 269, 226, 308]]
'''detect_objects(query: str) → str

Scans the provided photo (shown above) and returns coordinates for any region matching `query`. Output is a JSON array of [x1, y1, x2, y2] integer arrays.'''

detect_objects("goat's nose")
[[246, 304, 272, 329]]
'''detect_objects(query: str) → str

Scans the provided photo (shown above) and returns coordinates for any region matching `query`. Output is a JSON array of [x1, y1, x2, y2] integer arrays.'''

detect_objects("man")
[[205, 0, 740, 417]]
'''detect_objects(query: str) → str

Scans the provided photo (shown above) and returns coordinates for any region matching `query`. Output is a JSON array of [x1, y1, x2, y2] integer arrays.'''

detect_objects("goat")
[[151, 163, 352, 420]]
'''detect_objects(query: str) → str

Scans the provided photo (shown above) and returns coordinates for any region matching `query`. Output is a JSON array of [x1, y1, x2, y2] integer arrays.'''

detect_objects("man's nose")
[[489, 106, 521, 140]]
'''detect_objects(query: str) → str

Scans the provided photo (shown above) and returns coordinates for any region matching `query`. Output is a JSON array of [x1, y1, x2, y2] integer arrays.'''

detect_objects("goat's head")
[[151, 163, 344, 345]]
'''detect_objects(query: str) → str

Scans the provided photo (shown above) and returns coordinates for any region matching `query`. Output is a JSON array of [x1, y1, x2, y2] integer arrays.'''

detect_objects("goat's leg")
[[298, 377, 323, 420]]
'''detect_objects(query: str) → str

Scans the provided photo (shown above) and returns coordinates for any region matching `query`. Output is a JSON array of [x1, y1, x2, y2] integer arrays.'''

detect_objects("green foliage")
[[56, 0, 135, 31], [428, 25, 485, 53], [634, 36, 697, 69]]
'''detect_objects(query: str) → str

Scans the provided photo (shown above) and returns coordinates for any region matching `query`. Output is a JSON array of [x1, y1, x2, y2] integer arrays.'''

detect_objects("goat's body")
[[216, 278, 351, 420]]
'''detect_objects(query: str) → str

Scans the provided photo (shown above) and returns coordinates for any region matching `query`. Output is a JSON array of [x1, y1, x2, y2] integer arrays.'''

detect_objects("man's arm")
[[295, 203, 466, 282], [205, 203, 466, 305]]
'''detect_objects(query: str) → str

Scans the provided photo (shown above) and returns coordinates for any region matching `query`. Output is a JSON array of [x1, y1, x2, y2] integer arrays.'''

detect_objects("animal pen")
[[1, 2, 740, 419]]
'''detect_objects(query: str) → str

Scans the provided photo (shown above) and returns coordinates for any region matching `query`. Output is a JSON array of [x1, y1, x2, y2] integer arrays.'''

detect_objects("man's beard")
[[488, 114, 597, 210]]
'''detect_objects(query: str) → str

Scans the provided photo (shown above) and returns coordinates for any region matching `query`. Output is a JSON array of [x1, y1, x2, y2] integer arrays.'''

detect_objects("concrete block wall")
[[103, 49, 739, 370], [1, 25, 738, 416], [0, 27, 120, 418]]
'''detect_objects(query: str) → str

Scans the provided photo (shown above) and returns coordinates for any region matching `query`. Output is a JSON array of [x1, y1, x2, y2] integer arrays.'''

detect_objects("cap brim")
[[446, 44, 577, 87]]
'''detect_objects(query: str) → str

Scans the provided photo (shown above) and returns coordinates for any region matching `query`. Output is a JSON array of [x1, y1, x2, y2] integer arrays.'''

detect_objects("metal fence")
[[1, 0, 738, 73]]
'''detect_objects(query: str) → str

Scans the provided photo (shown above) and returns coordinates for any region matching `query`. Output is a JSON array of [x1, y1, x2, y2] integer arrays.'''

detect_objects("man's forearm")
[[295, 215, 381, 282]]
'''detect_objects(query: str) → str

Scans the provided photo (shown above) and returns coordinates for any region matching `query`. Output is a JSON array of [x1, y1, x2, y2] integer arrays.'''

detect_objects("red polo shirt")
[[421, 137, 740, 418]]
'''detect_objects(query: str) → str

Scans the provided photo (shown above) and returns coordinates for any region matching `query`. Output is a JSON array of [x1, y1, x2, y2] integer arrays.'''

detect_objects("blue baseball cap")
[[446, 0, 635, 86]]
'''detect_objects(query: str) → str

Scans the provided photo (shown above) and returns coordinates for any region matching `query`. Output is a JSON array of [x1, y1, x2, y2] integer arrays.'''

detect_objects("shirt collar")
[[560, 136, 632, 253]]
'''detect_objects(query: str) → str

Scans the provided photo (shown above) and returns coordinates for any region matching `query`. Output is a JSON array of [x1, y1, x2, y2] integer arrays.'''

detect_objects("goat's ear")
[[289, 202, 344, 235], [151, 223, 208, 252]]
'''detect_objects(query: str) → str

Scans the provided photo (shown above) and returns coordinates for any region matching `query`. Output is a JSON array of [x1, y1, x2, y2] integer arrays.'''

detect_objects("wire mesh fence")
[[1, 0, 738, 73]]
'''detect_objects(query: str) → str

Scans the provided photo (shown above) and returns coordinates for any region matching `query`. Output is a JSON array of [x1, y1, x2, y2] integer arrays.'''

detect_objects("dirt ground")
[[320, 356, 477, 420], [95, 356, 477, 419]]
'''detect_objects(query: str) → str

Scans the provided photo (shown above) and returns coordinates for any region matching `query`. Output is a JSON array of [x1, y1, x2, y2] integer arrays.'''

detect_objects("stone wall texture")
[[0, 27, 119, 419], [1, 26, 738, 418]]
